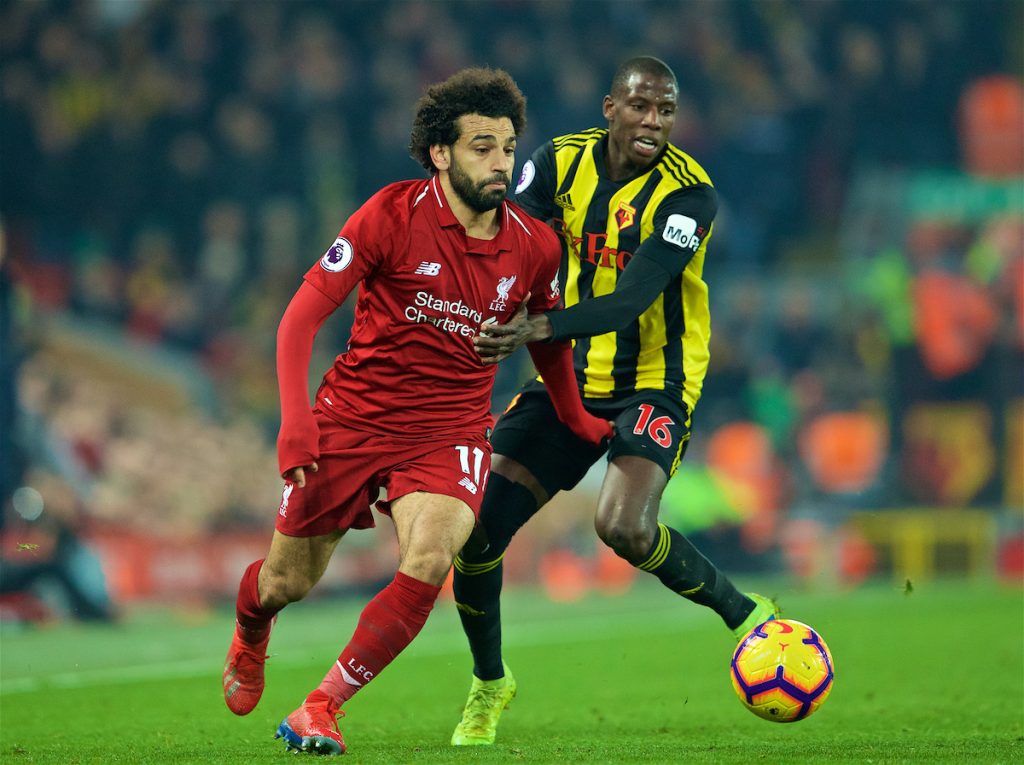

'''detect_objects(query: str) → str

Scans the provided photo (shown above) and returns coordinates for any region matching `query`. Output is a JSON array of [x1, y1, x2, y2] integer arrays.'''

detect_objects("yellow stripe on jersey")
[[554, 138, 599, 317], [679, 223, 712, 409]]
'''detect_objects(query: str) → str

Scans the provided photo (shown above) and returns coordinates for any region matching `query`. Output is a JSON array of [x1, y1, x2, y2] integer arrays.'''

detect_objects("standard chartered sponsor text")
[[405, 291, 484, 337]]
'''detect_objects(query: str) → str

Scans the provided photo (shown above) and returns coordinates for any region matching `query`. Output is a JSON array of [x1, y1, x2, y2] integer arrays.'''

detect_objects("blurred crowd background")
[[1, 0, 1022, 622]]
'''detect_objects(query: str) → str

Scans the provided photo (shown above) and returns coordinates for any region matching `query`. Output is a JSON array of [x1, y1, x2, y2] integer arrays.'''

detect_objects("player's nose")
[[641, 106, 662, 129], [494, 149, 514, 172]]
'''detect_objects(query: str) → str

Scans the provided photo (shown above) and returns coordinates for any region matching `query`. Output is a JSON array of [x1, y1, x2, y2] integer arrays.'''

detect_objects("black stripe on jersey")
[[661, 271, 686, 390], [660, 151, 698, 187], [611, 305, 642, 392], [611, 170, 665, 392], [668, 146, 703, 186], [555, 145, 589, 198], [553, 136, 590, 151], [574, 177, 615, 297], [664, 147, 701, 186], [553, 128, 606, 151]]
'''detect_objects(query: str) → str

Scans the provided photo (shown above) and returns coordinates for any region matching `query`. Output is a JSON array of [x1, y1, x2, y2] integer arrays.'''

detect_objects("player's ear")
[[429, 143, 450, 172], [602, 95, 615, 121]]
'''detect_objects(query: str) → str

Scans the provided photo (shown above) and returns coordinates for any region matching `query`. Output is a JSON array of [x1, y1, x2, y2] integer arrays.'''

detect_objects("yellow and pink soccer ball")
[[730, 618, 835, 722]]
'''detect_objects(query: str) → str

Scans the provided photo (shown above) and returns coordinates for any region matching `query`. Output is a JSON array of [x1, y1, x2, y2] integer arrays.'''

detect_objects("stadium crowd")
[[1, 0, 1020, 609]]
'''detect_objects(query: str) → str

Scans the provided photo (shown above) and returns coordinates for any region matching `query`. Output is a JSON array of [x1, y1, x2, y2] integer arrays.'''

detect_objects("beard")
[[448, 154, 510, 214]]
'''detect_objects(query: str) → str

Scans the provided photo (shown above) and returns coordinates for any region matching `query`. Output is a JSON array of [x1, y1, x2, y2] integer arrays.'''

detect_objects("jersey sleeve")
[[513, 141, 558, 221], [303, 195, 392, 304], [526, 226, 563, 314], [546, 255, 672, 341], [635, 184, 717, 278]]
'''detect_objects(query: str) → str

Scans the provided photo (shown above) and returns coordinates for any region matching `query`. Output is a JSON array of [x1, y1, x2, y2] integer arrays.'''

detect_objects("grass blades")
[[2, 580, 1022, 763]]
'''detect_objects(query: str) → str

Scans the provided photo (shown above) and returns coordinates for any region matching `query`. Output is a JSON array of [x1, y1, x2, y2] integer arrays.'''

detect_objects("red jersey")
[[303, 176, 562, 438]]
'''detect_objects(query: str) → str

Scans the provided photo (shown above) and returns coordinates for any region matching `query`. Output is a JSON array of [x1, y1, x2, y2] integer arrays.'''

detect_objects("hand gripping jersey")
[[514, 129, 717, 414], [304, 176, 562, 438]]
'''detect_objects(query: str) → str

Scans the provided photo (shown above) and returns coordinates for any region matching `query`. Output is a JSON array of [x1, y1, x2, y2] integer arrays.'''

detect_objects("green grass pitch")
[[2, 580, 1021, 763]]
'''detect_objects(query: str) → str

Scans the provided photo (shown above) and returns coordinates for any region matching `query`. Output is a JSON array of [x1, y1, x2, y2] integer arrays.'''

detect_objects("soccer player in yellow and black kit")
[[450, 57, 779, 746]]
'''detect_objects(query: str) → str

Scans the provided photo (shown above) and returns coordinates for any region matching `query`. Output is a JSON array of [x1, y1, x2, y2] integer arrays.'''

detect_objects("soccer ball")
[[730, 618, 834, 722]]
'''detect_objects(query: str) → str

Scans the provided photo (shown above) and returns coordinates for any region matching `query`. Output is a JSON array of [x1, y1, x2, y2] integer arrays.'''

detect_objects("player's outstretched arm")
[[275, 281, 337, 485], [543, 254, 673, 341], [526, 340, 612, 447], [474, 255, 673, 360]]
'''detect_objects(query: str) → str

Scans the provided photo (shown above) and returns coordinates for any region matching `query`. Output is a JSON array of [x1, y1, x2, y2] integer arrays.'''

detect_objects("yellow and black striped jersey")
[[514, 128, 716, 413]]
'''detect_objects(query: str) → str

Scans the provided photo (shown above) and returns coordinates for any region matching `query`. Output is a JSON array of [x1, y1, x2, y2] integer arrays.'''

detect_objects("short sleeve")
[[303, 197, 389, 304], [636, 184, 718, 278], [513, 142, 557, 221]]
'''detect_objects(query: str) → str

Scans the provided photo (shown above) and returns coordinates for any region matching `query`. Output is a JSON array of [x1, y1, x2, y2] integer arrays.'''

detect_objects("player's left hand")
[[578, 417, 615, 447]]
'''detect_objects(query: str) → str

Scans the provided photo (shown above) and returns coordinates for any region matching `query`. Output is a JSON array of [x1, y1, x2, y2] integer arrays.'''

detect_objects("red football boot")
[[222, 622, 272, 715], [275, 690, 347, 755]]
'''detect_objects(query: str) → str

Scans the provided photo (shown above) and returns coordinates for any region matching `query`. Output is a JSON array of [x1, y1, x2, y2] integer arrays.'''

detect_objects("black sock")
[[637, 523, 754, 629], [453, 553, 506, 680], [453, 475, 539, 681]]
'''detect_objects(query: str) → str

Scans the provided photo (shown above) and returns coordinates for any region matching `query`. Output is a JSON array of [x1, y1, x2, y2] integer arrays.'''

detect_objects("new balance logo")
[[459, 476, 478, 495], [554, 192, 574, 210], [415, 261, 442, 276]]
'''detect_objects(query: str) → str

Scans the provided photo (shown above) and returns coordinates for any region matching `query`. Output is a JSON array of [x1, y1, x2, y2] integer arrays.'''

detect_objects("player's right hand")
[[284, 462, 318, 488], [277, 413, 321, 480]]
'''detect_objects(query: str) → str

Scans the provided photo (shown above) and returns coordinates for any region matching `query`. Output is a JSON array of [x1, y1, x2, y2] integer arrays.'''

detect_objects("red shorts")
[[274, 412, 492, 537]]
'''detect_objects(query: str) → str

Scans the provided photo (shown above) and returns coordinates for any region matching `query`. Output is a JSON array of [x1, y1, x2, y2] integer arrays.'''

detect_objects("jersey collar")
[[426, 175, 512, 256]]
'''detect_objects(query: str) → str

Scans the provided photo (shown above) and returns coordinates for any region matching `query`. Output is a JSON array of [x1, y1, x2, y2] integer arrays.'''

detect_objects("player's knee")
[[457, 522, 492, 563], [259, 568, 315, 608], [464, 473, 539, 563], [400, 549, 454, 587], [594, 513, 655, 564]]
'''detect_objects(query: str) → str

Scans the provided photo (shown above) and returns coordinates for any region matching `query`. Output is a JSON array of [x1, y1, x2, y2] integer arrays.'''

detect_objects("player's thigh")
[[598, 455, 669, 525], [390, 492, 476, 583]]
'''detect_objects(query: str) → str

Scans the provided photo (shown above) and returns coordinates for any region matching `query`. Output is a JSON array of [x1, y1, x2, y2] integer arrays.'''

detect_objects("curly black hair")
[[409, 67, 527, 173]]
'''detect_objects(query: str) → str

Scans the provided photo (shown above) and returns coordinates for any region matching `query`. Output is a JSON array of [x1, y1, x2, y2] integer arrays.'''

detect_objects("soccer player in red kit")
[[220, 68, 611, 756]]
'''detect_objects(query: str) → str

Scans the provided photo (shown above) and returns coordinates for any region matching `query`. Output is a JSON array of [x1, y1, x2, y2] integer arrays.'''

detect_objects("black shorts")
[[491, 379, 692, 497]]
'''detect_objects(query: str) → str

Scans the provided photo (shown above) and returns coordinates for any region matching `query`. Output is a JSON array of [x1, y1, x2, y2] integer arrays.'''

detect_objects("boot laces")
[[464, 682, 505, 727]]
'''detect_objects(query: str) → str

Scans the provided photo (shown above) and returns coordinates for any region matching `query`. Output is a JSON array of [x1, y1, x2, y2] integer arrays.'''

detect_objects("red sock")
[[235, 559, 280, 642], [316, 572, 441, 707]]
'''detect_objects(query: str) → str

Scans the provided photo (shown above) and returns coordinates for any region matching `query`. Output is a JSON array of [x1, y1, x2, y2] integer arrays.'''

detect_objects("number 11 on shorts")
[[455, 445, 488, 495]]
